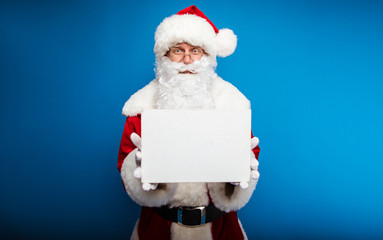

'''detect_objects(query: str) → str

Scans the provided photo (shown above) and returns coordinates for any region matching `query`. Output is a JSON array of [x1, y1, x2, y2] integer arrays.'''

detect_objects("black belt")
[[152, 203, 225, 226]]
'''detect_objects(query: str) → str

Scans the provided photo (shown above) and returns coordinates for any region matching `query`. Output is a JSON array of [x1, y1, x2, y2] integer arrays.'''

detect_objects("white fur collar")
[[122, 77, 250, 117]]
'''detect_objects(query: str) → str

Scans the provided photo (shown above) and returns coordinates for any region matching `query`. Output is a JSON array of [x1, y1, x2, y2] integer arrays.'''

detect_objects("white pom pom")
[[216, 28, 237, 57]]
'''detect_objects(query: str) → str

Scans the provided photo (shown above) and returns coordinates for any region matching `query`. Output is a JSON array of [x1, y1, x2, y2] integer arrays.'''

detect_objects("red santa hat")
[[154, 5, 237, 58]]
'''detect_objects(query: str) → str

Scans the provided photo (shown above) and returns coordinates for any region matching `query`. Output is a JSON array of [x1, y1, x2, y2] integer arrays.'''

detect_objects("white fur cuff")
[[208, 179, 257, 212], [120, 149, 178, 207]]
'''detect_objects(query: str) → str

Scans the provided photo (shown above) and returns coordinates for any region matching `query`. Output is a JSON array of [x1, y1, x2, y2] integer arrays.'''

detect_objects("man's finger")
[[251, 158, 259, 169], [142, 182, 151, 191], [130, 133, 142, 150], [142, 182, 157, 191], [251, 137, 259, 149], [150, 183, 158, 190], [133, 167, 142, 179], [240, 181, 249, 189], [135, 151, 142, 166], [251, 170, 260, 180]]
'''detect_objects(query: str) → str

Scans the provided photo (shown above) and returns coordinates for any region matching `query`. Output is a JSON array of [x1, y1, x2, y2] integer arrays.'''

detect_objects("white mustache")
[[155, 56, 216, 79], [175, 59, 210, 73]]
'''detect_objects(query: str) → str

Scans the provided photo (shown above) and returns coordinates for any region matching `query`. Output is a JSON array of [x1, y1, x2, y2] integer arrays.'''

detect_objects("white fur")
[[216, 28, 237, 57], [207, 179, 257, 213], [238, 219, 248, 240], [155, 14, 218, 58], [211, 77, 250, 110], [122, 77, 249, 117], [170, 222, 213, 240], [169, 183, 209, 208], [154, 14, 237, 58], [120, 149, 178, 207], [130, 220, 139, 240], [122, 81, 157, 117]]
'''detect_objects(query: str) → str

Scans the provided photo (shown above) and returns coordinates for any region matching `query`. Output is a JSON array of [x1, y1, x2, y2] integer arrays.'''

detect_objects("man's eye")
[[192, 49, 200, 53]]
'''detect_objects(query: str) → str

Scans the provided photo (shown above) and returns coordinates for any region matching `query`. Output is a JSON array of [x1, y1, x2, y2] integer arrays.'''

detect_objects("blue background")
[[1, 0, 382, 239]]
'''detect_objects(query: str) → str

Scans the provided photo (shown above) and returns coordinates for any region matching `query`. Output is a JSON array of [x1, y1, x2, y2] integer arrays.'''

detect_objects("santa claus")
[[118, 5, 260, 240]]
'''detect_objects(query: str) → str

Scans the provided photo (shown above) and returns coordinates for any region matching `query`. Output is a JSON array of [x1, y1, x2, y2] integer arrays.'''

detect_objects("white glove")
[[130, 133, 158, 191], [232, 136, 260, 189]]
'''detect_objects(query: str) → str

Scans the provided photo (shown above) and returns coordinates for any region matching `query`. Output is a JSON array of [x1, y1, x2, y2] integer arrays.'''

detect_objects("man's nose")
[[183, 53, 193, 64]]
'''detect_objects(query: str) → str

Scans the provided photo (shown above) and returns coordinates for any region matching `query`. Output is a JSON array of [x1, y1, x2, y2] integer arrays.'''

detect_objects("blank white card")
[[141, 109, 251, 183]]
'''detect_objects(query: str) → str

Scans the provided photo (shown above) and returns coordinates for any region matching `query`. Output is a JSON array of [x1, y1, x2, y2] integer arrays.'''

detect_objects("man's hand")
[[130, 133, 158, 191], [233, 137, 260, 189], [249, 136, 260, 182]]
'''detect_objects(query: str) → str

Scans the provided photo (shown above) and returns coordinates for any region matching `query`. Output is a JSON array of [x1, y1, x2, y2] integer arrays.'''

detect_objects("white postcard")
[[141, 109, 251, 183]]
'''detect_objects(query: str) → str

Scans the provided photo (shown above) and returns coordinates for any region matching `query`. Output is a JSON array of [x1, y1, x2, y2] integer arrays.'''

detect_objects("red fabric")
[[251, 132, 260, 160], [138, 207, 172, 240], [177, 5, 219, 33], [212, 211, 245, 240], [118, 116, 260, 239], [117, 115, 142, 172]]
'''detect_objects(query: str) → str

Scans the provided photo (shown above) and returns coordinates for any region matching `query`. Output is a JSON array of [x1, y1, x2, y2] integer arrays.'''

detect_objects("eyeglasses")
[[168, 46, 204, 62]]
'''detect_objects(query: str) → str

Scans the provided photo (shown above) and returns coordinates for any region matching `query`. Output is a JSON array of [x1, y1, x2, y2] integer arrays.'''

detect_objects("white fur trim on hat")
[[154, 14, 217, 57], [154, 14, 237, 58]]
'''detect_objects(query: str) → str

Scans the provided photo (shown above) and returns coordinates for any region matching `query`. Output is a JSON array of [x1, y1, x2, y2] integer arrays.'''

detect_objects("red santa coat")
[[118, 78, 260, 240]]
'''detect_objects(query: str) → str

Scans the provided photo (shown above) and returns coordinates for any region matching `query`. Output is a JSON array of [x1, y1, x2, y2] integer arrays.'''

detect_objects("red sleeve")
[[117, 115, 142, 172], [251, 132, 260, 160]]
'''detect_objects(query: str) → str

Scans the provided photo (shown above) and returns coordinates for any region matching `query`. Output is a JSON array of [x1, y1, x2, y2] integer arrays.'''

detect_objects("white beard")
[[154, 56, 217, 109]]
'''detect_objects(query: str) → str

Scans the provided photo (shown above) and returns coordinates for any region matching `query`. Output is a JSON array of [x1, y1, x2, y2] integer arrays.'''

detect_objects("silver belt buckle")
[[177, 206, 206, 226]]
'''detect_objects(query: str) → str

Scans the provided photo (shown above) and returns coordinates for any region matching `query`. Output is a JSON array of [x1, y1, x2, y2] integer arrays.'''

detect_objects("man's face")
[[155, 43, 216, 109], [167, 43, 205, 71]]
